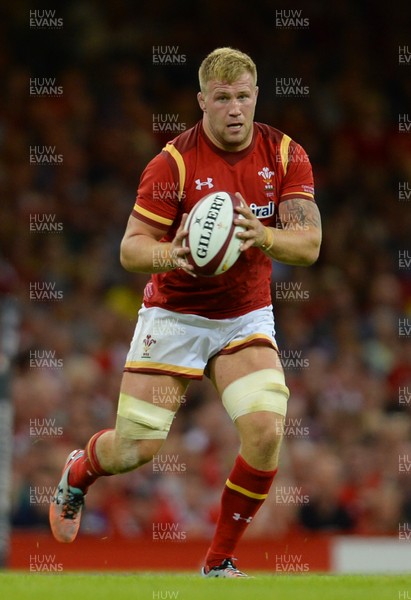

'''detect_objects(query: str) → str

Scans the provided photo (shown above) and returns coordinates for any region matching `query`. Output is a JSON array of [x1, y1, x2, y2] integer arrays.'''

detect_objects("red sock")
[[68, 429, 113, 493], [205, 454, 277, 568]]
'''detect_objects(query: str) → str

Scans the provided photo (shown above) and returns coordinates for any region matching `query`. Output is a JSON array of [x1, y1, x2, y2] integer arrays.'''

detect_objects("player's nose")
[[228, 99, 242, 115]]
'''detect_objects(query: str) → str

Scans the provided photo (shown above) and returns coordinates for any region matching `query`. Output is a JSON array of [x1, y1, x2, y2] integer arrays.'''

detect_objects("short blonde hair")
[[198, 47, 257, 93]]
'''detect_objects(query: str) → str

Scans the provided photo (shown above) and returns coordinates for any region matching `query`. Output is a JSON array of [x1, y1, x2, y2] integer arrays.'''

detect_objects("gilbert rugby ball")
[[183, 191, 245, 277]]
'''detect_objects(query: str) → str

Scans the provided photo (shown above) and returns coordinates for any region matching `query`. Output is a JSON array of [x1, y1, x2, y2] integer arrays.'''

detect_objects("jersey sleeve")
[[132, 152, 180, 231], [279, 140, 315, 203]]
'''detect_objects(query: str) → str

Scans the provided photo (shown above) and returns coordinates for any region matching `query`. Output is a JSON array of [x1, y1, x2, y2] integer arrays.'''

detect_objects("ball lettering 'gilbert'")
[[183, 191, 245, 277]]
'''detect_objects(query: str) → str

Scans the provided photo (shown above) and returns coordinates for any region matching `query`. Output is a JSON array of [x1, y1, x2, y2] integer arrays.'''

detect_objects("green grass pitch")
[[0, 573, 409, 600]]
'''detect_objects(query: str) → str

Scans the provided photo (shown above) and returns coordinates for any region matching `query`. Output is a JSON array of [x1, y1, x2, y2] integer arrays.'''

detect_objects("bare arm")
[[120, 214, 194, 275], [270, 197, 322, 265], [234, 194, 322, 266]]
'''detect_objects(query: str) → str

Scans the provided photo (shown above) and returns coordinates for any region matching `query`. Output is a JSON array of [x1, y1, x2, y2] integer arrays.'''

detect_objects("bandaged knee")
[[116, 393, 175, 439], [222, 369, 289, 421]]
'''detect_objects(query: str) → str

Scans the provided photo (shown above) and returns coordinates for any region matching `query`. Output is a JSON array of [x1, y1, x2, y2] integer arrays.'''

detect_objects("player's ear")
[[197, 91, 206, 112], [255, 86, 259, 99]]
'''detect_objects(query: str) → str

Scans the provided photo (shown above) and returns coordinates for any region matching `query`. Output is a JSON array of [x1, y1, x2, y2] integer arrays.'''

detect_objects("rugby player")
[[50, 47, 322, 577]]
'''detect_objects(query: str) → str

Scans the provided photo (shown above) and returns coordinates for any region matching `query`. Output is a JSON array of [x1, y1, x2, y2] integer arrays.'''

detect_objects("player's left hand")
[[233, 192, 267, 251]]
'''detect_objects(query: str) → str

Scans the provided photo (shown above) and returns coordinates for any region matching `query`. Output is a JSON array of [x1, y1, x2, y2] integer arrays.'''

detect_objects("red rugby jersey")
[[132, 121, 315, 319]]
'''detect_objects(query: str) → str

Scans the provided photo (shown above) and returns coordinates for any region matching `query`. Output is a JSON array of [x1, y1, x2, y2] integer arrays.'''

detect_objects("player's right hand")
[[170, 213, 197, 277]]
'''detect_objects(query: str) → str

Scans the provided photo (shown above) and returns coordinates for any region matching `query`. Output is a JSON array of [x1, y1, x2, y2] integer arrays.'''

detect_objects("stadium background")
[[1, 0, 410, 571]]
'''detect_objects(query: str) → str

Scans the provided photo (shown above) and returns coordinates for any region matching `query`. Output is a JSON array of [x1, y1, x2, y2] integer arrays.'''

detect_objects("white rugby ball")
[[183, 191, 245, 277]]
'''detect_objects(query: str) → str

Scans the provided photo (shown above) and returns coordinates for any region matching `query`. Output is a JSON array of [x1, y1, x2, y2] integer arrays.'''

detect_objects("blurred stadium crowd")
[[1, 1, 411, 539]]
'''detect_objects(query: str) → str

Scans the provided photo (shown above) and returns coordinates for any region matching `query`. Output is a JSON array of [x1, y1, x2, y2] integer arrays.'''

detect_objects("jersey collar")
[[200, 121, 257, 165]]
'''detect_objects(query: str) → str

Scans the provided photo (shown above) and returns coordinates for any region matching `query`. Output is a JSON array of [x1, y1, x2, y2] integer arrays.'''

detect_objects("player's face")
[[198, 72, 258, 152]]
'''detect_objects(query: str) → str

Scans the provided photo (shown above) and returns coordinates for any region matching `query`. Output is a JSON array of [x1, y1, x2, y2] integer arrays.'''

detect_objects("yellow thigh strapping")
[[222, 369, 289, 420], [116, 393, 175, 439]]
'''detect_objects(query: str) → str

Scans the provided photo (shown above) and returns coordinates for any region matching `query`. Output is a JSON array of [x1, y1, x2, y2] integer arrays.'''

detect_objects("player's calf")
[[101, 435, 165, 473]]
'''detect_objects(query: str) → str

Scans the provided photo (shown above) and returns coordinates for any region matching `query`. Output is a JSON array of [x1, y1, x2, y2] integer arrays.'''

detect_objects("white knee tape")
[[222, 369, 289, 421], [116, 393, 175, 440]]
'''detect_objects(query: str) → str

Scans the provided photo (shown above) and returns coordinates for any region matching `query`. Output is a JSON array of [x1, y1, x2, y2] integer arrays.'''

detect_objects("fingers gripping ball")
[[183, 191, 245, 277]]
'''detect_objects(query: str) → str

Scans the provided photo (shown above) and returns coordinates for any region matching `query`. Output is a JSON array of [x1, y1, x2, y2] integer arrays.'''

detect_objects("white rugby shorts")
[[124, 305, 278, 380]]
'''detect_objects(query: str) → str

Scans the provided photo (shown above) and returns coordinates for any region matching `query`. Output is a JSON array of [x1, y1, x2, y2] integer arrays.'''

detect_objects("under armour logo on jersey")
[[195, 177, 214, 190], [233, 513, 253, 523]]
